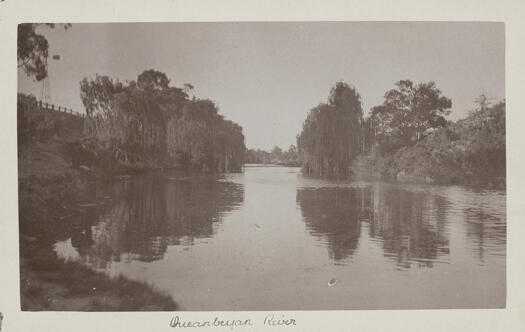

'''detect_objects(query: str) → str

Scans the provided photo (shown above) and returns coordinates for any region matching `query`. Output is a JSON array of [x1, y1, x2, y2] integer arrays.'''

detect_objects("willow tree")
[[297, 82, 363, 176], [80, 69, 245, 170], [80, 70, 188, 165], [167, 99, 245, 171], [80, 74, 124, 143]]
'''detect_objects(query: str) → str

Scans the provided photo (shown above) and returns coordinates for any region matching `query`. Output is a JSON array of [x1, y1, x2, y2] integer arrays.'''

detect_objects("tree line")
[[244, 145, 298, 166], [297, 80, 505, 186], [79, 70, 246, 171], [17, 24, 504, 182], [17, 25, 246, 172]]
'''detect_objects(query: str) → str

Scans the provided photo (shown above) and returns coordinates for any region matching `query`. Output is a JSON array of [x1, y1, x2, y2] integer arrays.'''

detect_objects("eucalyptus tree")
[[367, 80, 452, 152], [80, 69, 245, 170], [18, 23, 71, 81]]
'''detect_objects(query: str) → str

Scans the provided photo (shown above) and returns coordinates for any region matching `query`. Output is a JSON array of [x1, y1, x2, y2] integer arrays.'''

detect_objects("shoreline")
[[18, 139, 179, 311], [17, 135, 504, 311], [349, 154, 506, 190], [20, 236, 178, 311]]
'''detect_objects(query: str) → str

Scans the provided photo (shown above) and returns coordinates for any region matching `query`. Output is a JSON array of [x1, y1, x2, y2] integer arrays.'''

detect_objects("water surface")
[[55, 166, 506, 310]]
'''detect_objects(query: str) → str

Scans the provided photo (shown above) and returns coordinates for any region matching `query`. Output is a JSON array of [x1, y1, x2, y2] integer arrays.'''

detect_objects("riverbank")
[[20, 236, 177, 311], [350, 105, 506, 190], [351, 150, 505, 189], [18, 137, 178, 311]]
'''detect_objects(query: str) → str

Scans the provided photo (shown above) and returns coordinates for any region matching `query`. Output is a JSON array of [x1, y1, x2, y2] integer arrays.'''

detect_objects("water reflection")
[[52, 167, 506, 309], [296, 184, 450, 268], [67, 174, 244, 268], [296, 187, 362, 261], [464, 205, 507, 263], [368, 186, 449, 268]]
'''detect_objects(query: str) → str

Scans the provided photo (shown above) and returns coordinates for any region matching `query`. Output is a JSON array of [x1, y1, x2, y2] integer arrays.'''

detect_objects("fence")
[[36, 100, 86, 118], [18, 95, 85, 118]]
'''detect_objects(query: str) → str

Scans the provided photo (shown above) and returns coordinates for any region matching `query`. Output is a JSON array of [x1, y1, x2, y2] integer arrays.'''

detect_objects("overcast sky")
[[18, 22, 504, 150]]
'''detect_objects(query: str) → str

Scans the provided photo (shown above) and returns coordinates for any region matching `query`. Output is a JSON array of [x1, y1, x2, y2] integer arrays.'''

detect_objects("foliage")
[[18, 23, 71, 81], [355, 97, 506, 187], [167, 99, 245, 171], [80, 75, 124, 119], [365, 80, 452, 153], [297, 82, 363, 176], [80, 70, 245, 171], [245, 145, 298, 165], [296, 78, 504, 186]]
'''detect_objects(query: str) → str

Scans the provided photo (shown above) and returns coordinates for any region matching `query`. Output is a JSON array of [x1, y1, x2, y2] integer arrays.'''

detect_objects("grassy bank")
[[20, 237, 177, 311], [18, 134, 178, 310]]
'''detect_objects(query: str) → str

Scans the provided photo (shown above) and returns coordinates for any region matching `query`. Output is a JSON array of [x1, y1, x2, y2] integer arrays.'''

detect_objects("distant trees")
[[283, 145, 298, 162], [79, 70, 246, 171], [270, 146, 283, 161], [244, 149, 270, 164], [18, 23, 71, 81], [297, 82, 363, 176], [245, 145, 299, 165]]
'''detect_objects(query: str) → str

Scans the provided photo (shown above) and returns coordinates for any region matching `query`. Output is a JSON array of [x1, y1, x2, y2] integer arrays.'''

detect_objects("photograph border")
[[2, 0, 524, 331]]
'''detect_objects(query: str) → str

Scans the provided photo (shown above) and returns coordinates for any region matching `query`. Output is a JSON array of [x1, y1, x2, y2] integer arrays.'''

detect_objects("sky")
[[18, 22, 505, 150]]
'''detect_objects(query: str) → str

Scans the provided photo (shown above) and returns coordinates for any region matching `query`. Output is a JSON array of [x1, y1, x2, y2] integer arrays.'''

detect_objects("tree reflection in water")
[[68, 174, 244, 268], [369, 187, 449, 268], [463, 204, 507, 263], [296, 184, 449, 268], [296, 187, 362, 261]]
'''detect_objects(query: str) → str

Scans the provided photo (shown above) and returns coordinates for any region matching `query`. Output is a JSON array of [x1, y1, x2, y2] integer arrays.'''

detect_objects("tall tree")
[[167, 99, 245, 171], [80, 75, 123, 119], [17, 23, 71, 81], [80, 69, 245, 170], [367, 80, 452, 152], [297, 82, 363, 176]]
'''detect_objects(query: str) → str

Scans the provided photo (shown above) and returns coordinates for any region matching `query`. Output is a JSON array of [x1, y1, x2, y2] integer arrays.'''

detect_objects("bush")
[[354, 101, 505, 187]]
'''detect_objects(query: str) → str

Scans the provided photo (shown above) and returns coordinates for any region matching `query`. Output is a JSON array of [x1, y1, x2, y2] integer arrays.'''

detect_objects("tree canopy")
[[365, 80, 452, 153], [297, 82, 363, 176], [18, 23, 71, 81], [80, 70, 245, 171]]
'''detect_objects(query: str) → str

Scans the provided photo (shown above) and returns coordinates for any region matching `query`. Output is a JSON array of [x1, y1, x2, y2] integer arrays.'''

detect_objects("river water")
[[54, 165, 506, 310]]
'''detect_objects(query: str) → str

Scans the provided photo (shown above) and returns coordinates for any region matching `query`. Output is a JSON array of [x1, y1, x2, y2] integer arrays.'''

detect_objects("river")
[[54, 165, 506, 310]]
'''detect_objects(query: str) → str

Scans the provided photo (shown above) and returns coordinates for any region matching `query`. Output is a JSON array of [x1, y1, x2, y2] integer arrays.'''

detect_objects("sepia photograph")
[[15, 21, 507, 313]]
